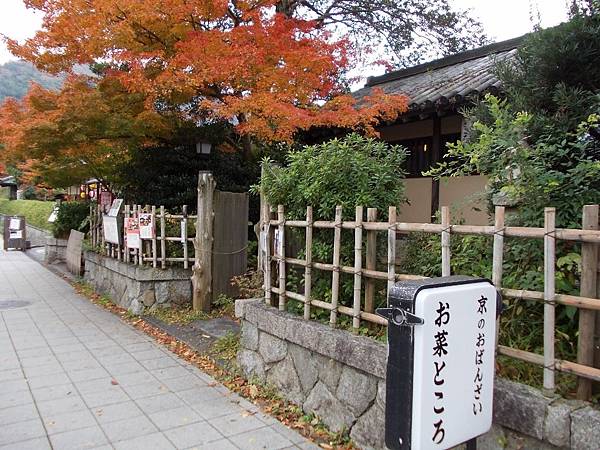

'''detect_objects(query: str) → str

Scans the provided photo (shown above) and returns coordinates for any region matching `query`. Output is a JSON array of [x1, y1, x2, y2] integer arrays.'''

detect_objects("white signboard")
[[410, 281, 497, 449], [9, 230, 22, 239], [107, 199, 124, 217], [48, 206, 59, 223], [139, 213, 154, 239], [102, 215, 120, 244]]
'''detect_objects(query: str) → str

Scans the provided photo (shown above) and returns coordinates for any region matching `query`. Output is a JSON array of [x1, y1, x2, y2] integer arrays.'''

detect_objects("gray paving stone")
[[100, 415, 158, 442], [43, 409, 97, 435], [122, 380, 169, 399], [92, 400, 144, 424], [30, 383, 77, 402], [140, 356, 180, 370], [0, 436, 52, 450], [135, 392, 188, 415], [0, 418, 46, 446], [37, 395, 87, 417], [113, 432, 176, 450], [26, 372, 71, 389], [68, 367, 111, 383], [208, 412, 267, 437], [48, 425, 109, 450], [187, 437, 240, 450], [162, 374, 209, 392], [0, 388, 34, 408], [229, 425, 294, 450], [80, 386, 130, 408], [0, 403, 39, 426], [22, 362, 65, 377], [149, 405, 204, 430], [163, 421, 224, 448]]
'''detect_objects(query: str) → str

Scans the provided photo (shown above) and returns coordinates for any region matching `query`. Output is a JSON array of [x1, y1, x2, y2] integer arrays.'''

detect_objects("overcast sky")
[[0, 0, 571, 68]]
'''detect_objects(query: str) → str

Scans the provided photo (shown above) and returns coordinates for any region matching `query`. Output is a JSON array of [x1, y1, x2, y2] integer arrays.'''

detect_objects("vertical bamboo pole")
[[352, 206, 364, 332], [258, 164, 267, 272], [304, 206, 313, 320], [182, 205, 189, 269], [544, 207, 556, 393], [137, 205, 142, 266], [277, 205, 286, 311], [262, 203, 272, 306], [577, 205, 599, 400], [441, 206, 451, 277], [365, 208, 378, 314], [160, 205, 166, 269], [387, 206, 397, 297], [151, 206, 157, 268], [493, 206, 505, 352], [330, 206, 343, 326], [124, 204, 130, 263]]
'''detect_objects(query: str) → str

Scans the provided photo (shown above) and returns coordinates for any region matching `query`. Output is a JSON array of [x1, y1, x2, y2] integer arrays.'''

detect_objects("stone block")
[[240, 322, 259, 352], [316, 354, 342, 391], [336, 366, 377, 416], [266, 355, 304, 405], [258, 333, 287, 364], [237, 350, 265, 380], [303, 381, 355, 432], [141, 289, 156, 308], [289, 344, 318, 394], [349, 403, 385, 450], [571, 406, 600, 450], [128, 298, 144, 315], [235, 298, 260, 319], [544, 399, 584, 448], [493, 378, 553, 440]]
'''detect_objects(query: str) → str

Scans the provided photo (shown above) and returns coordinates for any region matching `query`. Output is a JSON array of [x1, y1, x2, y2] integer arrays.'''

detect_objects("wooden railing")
[[259, 203, 600, 399]]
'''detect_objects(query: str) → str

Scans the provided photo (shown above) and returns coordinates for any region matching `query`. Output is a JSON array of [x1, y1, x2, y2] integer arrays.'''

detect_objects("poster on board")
[[108, 199, 124, 217], [100, 191, 113, 214], [102, 215, 120, 244], [139, 213, 154, 239], [125, 217, 141, 249], [9, 218, 21, 230], [48, 206, 59, 223]]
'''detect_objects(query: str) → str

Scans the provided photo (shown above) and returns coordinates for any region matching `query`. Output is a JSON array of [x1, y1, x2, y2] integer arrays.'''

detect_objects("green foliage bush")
[[0, 199, 54, 230], [53, 201, 90, 238], [255, 133, 407, 329]]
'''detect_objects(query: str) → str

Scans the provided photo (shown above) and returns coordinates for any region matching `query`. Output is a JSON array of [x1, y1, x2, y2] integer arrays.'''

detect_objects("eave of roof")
[[353, 35, 527, 118]]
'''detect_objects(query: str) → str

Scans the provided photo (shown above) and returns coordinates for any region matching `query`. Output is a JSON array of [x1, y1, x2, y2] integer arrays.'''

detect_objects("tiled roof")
[[353, 36, 524, 113]]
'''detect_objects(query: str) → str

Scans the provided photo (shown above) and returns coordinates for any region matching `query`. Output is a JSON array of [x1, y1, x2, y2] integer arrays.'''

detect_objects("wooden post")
[[493, 206, 506, 352], [577, 205, 599, 400], [258, 163, 267, 273], [431, 116, 441, 220], [352, 206, 364, 332], [544, 207, 556, 393], [137, 205, 142, 266], [192, 171, 215, 311], [441, 206, 451, 277], [182, 205, 189, 270], [160, 205, 166, 269], [365, 208, 378, 314], [330, 206, 343, 326], [151, 205, 157, 268], [387, 206, 397, 297], [277, 205, 286, 311], [304, 206, 313, 320]]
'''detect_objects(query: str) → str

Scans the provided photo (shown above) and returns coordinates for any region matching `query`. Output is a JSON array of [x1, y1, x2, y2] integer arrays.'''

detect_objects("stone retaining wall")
[[235, 299, 600, 450], [45, 237, 68, 263], [84, 251, 192, 313]]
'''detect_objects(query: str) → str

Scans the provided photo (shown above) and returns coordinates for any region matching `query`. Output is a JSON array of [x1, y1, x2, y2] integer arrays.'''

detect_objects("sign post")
[[377, 276, 501, 450]]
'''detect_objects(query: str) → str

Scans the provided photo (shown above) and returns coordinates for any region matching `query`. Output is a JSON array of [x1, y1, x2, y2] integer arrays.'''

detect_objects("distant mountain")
[[0, 60, 65, 103]]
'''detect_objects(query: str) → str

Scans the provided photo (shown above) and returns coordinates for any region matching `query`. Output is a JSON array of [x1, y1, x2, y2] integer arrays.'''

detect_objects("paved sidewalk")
[[0, 248, 317, 450]]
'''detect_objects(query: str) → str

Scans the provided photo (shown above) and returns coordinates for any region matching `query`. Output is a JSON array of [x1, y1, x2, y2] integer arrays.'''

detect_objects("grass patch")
[[145, 305, 210, 325], [211, 331, 240, 361], [0, 199, 54, 231]]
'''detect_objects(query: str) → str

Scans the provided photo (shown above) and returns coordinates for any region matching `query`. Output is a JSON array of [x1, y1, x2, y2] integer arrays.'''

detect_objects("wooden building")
[[353, 36, 524, 224]]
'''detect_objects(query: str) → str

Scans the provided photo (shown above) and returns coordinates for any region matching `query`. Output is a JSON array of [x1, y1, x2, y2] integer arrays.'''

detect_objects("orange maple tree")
[[7, 0, 408, 143], [0, 75, 170, 187]]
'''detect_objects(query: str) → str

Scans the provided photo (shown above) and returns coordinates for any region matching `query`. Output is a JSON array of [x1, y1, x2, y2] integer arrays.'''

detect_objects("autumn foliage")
[[0, 75, 169, 186], [6, 0, 408, 142]]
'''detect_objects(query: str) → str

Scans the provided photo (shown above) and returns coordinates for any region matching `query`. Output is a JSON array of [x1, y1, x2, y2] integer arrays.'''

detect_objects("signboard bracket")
[[376, 307, 424, 326]]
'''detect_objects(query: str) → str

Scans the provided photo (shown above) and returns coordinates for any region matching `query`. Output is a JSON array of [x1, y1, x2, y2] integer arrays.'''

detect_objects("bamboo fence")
[[259, 203, 600, 398], [89, 204, 196, 269]]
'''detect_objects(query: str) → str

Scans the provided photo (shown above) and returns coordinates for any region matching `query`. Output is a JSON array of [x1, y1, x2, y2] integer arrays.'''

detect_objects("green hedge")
[[0, 199, 54, 231]]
